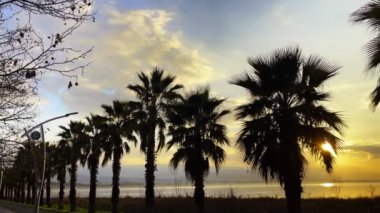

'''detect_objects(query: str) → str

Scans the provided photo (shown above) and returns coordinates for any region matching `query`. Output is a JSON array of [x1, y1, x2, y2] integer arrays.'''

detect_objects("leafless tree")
[[1, 0, 94, 77], [0, 0, 95, 143]]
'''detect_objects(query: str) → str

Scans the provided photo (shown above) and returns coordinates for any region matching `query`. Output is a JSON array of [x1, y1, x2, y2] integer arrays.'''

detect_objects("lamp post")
[[23, 112, 78, 213]]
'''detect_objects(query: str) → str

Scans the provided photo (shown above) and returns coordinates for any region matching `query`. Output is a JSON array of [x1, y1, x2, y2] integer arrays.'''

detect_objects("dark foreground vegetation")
[[1, 197, 380, 213], [57, 197, 380, 213]]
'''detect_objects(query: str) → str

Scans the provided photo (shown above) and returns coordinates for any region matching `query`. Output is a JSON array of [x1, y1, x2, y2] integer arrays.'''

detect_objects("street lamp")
[[23, 112, 78, 213]]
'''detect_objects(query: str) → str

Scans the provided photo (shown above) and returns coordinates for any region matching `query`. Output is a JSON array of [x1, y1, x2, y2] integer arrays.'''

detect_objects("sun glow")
[[321, 142, 337, 157], [320, 182, 334, 188]]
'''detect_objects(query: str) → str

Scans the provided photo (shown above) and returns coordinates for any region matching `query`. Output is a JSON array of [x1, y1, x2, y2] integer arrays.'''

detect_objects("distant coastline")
[[47, 181, 380, 199]]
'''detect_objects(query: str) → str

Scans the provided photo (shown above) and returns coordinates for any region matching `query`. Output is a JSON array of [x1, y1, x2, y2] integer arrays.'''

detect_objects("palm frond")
[[169, 148, 188, 170], [137, 72, 150, 92], [167, 87, 229, 180], [203, 140, 226, 173], [128, 68, 183, 153], [294, 104, 345, 134], [364, 35, 380, 70], [302, 55, 340, 88], [370, 79, 380, 109], [351, 0, 380, 30], [235, 98, 270, 119], [232, 46, 344, 184], [230, 73, 262, 96], [128, 85, 147, 99], [101, 104, 114, 117]]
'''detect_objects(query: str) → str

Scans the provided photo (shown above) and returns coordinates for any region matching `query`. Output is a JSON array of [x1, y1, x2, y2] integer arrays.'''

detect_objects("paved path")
[[0, 206, 15, 213], [0, 200, 54, 213]]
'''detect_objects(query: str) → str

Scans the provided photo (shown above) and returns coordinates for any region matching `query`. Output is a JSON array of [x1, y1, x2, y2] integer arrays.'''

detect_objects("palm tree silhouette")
[[351, 1, 380, 108], [58, 121, 89, 212], [45, 143, 55, 208], [231, 47, 345, 213], [12, 146, 33, 203], [101, 101, 136, 213], [84, 114, 108, 213], [53, 139, 71, 210], [128, 68, 183, 206], [167, 88, 229, 213]]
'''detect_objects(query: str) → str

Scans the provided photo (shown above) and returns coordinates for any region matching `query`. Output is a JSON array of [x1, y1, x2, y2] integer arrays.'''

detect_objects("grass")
[[39, 204, 95, 213], [3, 196, 373, 213]]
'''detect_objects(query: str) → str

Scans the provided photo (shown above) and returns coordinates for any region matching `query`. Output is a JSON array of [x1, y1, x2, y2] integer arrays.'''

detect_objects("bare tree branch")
[[0, 0, 95, 156]]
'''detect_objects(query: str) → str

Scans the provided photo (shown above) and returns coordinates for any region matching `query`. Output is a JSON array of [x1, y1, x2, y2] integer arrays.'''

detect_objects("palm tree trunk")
[[58, 170, 65, 210], [30, 143, 39, 207], [10, 186, 15, 201], [69, 160, 77, 212], [39, 181, 44, 206], [6, 187, 9, 200], [32, 174, 36, 205], [5, 186, 7, 200], [88, 154, 99, 213], [0, 183, 4, 199], [112, 148, 122, 213], [14, 182, 19, 202], [280, 118, 302, 213], [3, 184, 7, 200], [145, 144, 156, 206], [5, 186, 8, 200], [21, 178, 25, 203], [194, 175, 205, 213], [145, 126, 156, 206], [284, 175, 302, 213], [1, 184, 4, 200], [6, 186, 9, 200], [10, 187, 13, 201], [8, 187, 10, 201], [2, 185, 5, 200], [46, 173, 51, 207], [18, 182, 22, 202], [26, 180, 31, 204]]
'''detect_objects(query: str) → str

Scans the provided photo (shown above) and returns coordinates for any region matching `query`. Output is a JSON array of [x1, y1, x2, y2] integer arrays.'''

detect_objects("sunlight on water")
[[49, 181, 380, 199], [320, 182, 334, 188]]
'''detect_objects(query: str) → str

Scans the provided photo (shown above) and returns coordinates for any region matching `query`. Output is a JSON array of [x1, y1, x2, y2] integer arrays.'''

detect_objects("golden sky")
[[34, 0, 380, 182]]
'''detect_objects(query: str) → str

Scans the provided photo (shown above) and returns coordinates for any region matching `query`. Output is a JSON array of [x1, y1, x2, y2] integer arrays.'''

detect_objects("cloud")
[[271, 5, 295, 27], [88, 7, 215, 85], [345, 145, 380, 159], [39, 6, 221, 118]]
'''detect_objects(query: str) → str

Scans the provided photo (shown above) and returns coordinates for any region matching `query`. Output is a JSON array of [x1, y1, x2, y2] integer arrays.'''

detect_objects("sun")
[[321, 142, 337, 157]]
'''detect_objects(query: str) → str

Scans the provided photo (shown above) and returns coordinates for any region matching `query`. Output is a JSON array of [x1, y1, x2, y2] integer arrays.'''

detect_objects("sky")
[[31, 0, 380, 183]]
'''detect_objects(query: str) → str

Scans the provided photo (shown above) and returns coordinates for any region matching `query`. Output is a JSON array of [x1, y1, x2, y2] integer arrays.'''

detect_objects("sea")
[[49, 181, 380, 199]]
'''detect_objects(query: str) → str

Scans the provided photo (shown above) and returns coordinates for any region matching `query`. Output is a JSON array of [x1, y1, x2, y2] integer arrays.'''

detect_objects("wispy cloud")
[[345, 144, 380, 159], [271, 5, 295, 27]]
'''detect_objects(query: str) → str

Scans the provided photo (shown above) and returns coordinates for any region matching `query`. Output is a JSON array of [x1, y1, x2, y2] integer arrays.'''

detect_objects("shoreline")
[[46, 181, 380, 199]]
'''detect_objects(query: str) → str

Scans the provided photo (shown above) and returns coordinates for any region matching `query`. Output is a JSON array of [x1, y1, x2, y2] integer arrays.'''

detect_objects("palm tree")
[[167, 88, 229, 213], [231, 47, 345, 213], [351, 1, 380, 108], [127, 68, 183, 206], [53, 139, 71, 210], [12, 146, 32, 203], [57, 121, 89, 212], [45, 143, 56, 208], [85, 114, 108, 213], [101, 101, 136, 213]]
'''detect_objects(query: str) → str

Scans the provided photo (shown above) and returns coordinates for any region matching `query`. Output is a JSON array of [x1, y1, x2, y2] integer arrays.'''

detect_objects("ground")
[[0, 197, 380, 213]]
